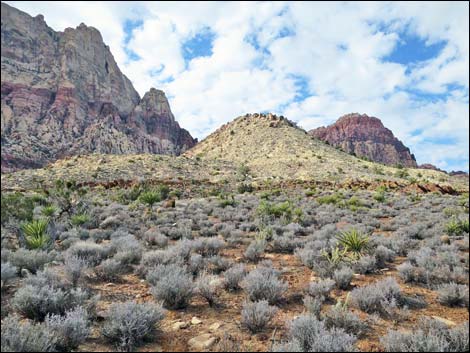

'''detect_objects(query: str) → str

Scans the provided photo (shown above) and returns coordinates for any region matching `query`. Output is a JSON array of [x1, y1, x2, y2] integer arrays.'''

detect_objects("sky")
[[7, 1, 469, 172]]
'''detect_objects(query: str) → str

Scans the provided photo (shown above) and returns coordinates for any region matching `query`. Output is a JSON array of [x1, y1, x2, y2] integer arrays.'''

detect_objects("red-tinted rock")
[[309, 113, 417, 167], [1, 3, 196, 172], [419, 164, 445, 173]]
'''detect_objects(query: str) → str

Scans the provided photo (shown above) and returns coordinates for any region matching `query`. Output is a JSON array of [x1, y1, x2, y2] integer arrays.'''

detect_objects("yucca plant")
[[41, 205, 58, 218], [138, 191, 162, 207], [336, 229, 370, 259], [321, 246, 347, 266], [22, 219, 50, 249], [70, 213, 90, 227]]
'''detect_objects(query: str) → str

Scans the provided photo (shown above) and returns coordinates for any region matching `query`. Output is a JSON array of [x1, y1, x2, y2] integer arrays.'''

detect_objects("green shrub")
[[446, 217, 469, 236], [70, 213, 90, 227]]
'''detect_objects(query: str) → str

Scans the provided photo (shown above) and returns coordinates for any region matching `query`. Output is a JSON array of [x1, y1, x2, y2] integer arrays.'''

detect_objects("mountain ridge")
[[1, 2, 196, 172]]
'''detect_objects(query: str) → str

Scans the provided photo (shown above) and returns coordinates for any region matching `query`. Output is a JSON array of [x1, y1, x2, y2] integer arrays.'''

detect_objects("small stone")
[[191, 317, 202, 325], [188, 334, 217, 350], [209, 322, 222, 332], [440, 235, 450, 244], [432, 316, 457, 327], [135, 294, 141, 299], [172, 321, 190, 330], [20, 268, 31, 277]]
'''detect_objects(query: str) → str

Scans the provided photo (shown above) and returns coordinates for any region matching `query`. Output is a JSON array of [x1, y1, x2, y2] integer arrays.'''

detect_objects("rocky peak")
[[309, 113, 417, 168], [1, 2, 196, 172]]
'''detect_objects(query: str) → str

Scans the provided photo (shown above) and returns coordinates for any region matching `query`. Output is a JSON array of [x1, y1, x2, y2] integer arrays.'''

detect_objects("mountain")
[[1, 2, 196, 172], [2, 112, 466, 193], [309, 113, 417, 168], [184, 112, 446, 183]]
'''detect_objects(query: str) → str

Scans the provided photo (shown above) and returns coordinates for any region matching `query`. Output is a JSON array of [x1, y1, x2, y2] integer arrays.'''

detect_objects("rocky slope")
[[1, 2, 196, 172], [309, 113, 417, 168]]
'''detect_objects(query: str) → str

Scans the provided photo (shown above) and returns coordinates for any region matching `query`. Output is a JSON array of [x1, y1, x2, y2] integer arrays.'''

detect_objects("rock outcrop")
[[419, 163, 445, 173], [309, 113, 417, 168], [1, 2, 196, 172]]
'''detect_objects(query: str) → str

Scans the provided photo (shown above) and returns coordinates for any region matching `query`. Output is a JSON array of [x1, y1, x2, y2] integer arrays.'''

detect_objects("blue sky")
[[8, 1, 470, 172]]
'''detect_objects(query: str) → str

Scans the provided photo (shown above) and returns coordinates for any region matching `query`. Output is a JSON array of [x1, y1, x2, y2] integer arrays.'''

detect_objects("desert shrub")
[[110, 235, 142, 265], [148, 264, 194, 309], [297, 245, 345, 278], [257, 200, 302, 224], [353, 255, 377, 274], [333, 267, 353, 290], [64, 255, 88, 286], [22, 219, 50, 249], [308, 279, 335, 300], [67, 241, 109, 266], [244, 238, 267, 262], [272, 234, 301, 253], [144, 229, 168, 247], [193, 238, 225, 257], [45, 306, 90, 351], [138, 191, 162, 207], [12, 284, 90, 321], [336, 228, 370, 258], [70, 213, 91, 227], [350, 277, 404, 317], [381, 318, 469, 352], [323, 299, 368, 336], [1, 262, 17, 289], [1, 315, 57, 352], [446, 217, 469, 236], [278, 314, 357, 352], [303, 296, 323, 318], [224, 263, 247, 291], [207, 255, 232, 274], [241, 300, 278, 333], [437, 283, 469, 307], [317, 193, 344, 205], [95, 258, 126, 281], [8, 249, 56, 274], [102, 301, 165, 352], [41, 205, 58, 219], [1, 192, 37, 225], [373, 245, 396, 268], [243, 265, 288, 304], [196, 271, 219, 307]]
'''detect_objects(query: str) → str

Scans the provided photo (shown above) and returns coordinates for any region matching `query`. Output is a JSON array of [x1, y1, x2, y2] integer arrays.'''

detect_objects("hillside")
[[184, 113, 466, 190]]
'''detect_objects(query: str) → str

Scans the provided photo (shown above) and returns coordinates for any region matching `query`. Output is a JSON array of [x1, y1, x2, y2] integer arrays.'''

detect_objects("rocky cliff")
[[1, 2, 196, 172], [309, 113, 417, 168]]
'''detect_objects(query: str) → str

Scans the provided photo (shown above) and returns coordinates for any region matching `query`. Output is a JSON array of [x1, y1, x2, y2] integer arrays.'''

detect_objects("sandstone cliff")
[[309, 113, 417, 168], [1, 2, 196, 172]]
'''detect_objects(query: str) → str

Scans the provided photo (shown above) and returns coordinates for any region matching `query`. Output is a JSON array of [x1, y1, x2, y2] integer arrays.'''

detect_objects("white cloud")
[[5, 1, 469, 171]]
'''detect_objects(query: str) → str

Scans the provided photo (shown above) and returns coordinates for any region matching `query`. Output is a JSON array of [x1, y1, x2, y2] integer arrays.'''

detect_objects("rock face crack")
[[1, 2, 196, 172]]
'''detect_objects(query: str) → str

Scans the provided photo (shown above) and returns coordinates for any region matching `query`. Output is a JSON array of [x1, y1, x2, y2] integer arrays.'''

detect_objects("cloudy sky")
[[8, 1, 469, 172]]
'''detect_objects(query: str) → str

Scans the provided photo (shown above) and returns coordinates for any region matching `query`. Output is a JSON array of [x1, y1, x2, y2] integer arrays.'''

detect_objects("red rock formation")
[[309, 113, 417, 168], [419, 164, 445, 173], [1, 2, 196, 172]]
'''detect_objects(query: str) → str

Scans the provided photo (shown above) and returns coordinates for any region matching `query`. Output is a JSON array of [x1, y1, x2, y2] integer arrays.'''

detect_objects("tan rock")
[[208, 322, 222, 332], [172, 321, 190, 330], [188, 334, 217, 350], [191, 317, 202, 325], [432, 316, 457, 327]]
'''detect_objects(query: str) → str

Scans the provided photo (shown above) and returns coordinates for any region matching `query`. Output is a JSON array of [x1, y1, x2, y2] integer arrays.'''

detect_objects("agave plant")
[[336, 229, 370, 259], [321, 246, 347, 266], [22, 219, 50, 249]]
